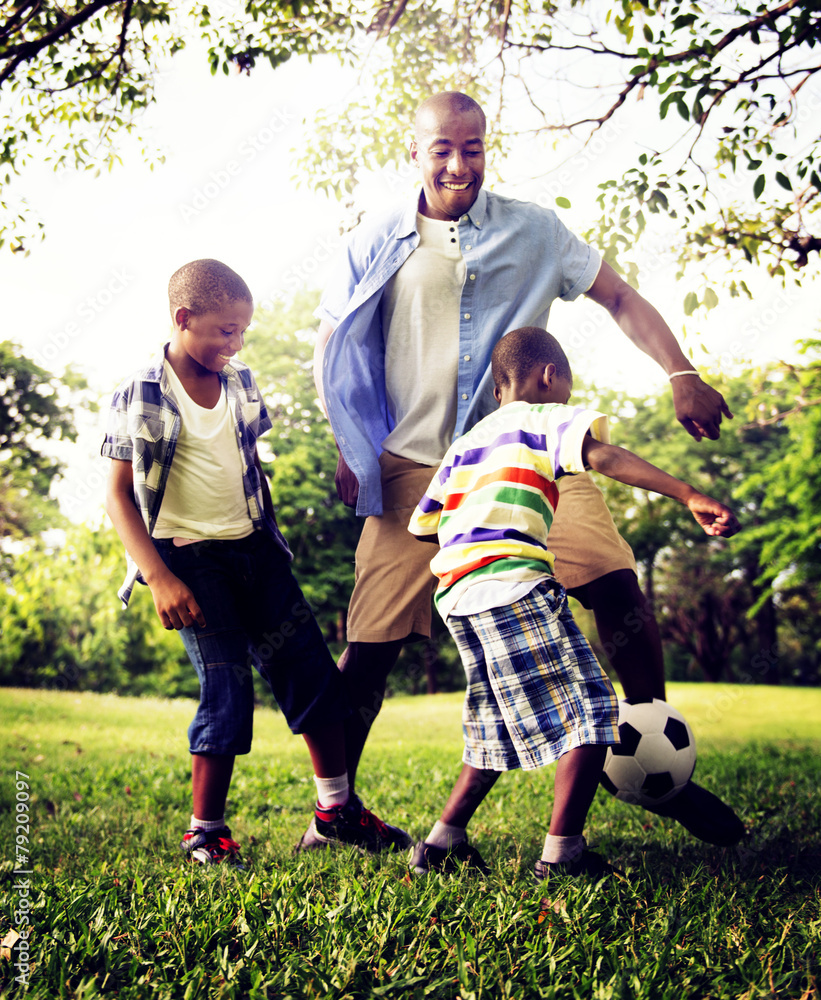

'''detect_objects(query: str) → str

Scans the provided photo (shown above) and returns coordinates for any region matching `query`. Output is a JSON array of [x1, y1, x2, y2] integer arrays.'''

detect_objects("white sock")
[[426, 820, 467, 850], [314, 773, 349, 808], [542, 833, 585, 864], [190, 815, 226, 832]]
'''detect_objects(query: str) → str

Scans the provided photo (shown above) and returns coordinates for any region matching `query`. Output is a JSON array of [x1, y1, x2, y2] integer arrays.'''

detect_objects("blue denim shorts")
[[154, 529, 348, 755], [446, 582, 619, 771]]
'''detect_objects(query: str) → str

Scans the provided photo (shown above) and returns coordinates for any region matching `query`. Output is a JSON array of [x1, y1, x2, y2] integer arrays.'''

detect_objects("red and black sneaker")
[[181, 826, 243, 867], [297, 793, 412, 853]]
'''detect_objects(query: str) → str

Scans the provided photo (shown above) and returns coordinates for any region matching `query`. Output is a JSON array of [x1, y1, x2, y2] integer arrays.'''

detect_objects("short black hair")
[[415, 91, 487, 137], [168, 259, 252, 318], [491, 327, 572, 390]]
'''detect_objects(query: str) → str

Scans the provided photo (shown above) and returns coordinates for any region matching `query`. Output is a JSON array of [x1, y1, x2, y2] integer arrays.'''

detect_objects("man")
[[302, 91, 744, 852]]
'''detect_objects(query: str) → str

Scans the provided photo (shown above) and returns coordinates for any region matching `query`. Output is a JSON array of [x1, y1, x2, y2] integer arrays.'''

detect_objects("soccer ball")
[[601, 698, 696, 807]]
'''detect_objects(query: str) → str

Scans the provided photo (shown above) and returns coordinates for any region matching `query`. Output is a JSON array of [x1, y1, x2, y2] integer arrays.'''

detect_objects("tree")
[[738, 339, 821, 601], [0, 0, 368, 250], [0, 340, 86, 539], [0, 521, 194, 694], [574, 359, 821, 684], [5, 1, 820, 283], [296, 1, 821, 284]]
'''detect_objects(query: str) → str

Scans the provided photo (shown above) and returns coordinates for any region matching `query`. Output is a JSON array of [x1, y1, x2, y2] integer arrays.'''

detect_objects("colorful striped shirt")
[[408, 401, 609, 619]]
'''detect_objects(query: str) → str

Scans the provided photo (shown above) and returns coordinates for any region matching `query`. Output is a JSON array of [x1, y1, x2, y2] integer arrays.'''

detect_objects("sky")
[[4, 37, 819, 523]]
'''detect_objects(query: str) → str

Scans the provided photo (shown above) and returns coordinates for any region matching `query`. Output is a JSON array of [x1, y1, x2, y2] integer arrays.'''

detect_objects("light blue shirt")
[[317, 188, 601, 516]]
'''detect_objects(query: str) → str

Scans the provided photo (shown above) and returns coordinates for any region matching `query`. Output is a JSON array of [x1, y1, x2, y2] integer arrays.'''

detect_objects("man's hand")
[[148, 569, 206, 630], [671, 375, 734, 441], [686, 493, 740, 538], [335, 450, 360, 508]]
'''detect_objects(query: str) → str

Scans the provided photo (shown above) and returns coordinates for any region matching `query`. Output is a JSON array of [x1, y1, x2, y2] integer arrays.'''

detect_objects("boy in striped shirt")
[[407, 326, 739, 880]]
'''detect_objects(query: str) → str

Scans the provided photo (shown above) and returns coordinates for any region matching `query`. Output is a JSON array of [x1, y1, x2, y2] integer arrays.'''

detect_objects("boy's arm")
[[581, 436, 740, 537], [105, 459, 206, 629]]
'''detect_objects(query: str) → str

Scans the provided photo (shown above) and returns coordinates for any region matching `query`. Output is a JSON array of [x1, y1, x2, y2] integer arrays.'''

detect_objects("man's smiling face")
[[411, 106, 486, 222]]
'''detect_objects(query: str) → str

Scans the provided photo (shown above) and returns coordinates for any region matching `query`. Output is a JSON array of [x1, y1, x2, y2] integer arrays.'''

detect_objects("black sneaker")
[[409, 839, 489, 876], [645, 780, 746, 846], [297, 793, 413, 854], [180, 826, 243, 866], [534, 850, 622, 882]]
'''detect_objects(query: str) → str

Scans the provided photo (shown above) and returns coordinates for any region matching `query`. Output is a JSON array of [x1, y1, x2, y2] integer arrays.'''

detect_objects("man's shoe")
[[181, 826, 243, 866], [296, 793, 413, 854], [646, 780, 745, 846], [534, 850, 621, 882], [409, 839, 489, 876]]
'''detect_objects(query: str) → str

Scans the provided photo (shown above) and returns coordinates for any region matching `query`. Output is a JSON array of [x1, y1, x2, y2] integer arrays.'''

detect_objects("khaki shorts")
[[346, 456, 636, 644]]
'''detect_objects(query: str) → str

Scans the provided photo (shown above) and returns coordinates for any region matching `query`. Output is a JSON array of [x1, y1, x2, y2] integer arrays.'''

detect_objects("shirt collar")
[[150, 342, 237, 384], [407, 187, 487, 233]]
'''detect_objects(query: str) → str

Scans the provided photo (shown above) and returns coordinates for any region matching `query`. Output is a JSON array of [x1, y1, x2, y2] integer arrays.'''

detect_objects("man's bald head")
[[414, 92, 486, 140]]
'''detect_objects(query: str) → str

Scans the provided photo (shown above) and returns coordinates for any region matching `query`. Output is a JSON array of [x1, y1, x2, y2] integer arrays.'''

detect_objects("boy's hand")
[[148, 569, 206, 630], [686, 493, 740, 537]]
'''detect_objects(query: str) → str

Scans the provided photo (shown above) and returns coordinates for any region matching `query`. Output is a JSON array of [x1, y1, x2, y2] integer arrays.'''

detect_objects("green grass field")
[[1, 684, 819, 999]]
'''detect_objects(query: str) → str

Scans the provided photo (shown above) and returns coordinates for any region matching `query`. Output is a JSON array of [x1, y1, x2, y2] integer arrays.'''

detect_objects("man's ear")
[[493, 384, 502, 402], [542, 362, 557, 387], [409, 139, 419, 166], [174, 306, 190, 330]]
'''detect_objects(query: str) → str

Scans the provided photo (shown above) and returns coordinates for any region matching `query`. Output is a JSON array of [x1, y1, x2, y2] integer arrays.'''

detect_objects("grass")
[[1, 684, 820, 999]]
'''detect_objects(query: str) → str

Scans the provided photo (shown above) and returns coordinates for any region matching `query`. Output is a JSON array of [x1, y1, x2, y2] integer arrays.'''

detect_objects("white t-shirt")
[[153, 361, 254, 540], [380, 212, 465, 465]]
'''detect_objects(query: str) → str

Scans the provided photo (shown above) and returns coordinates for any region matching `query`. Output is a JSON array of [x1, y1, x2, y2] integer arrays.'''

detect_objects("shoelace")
[[359, 806, 388, 835]]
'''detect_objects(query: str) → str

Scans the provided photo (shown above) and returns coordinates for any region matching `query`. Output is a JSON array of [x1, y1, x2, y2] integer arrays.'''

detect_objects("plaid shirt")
[[102, 346, 291, 607]]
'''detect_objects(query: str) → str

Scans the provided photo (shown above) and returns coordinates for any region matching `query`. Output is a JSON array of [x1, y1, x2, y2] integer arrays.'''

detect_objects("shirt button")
[[464, 354, 471, 361], [461, 393, 469, 400], [465, 244, 472, 250], [450, 238, 456, 243], [469, 273, 476, 280], [464, 313, 471, 319], [461, 216, 468, 222]]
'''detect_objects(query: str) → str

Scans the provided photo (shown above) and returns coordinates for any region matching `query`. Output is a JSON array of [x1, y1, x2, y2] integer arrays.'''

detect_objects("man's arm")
[[105, 459, 206, 629], [581, 436, 740, 537], [585, 261, 733, 441], [312, 318, 360, 508]]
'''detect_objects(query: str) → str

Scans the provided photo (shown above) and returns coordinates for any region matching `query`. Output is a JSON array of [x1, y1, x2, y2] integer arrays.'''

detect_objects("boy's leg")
[[410, 763, 497, 875], [191, 753, 235, 822], [535, 743, 622, 881], [548, 745, 607, 836], [439, 763, 501, 828], [302, 723, 348, 779]]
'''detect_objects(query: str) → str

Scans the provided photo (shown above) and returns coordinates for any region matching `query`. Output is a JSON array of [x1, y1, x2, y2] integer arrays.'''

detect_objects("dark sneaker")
[[181, 826, 243, 866], [296, 794, 413, 854], [646, 780, 746, 846], [534, 850, 622, 882], [409, 839, 489, 876]]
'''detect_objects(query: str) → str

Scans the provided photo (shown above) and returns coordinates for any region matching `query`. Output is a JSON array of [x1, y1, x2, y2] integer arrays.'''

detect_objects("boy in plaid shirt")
[[103, 259, 407, 863], [408, 326, 740, 880]]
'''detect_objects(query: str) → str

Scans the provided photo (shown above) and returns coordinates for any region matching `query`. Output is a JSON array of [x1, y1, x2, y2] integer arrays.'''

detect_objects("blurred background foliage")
[[1, 299, 819, 697]]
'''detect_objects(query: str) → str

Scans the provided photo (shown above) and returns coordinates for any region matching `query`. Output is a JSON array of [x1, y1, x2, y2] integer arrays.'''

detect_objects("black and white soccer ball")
[[601, 698, 696, 807]]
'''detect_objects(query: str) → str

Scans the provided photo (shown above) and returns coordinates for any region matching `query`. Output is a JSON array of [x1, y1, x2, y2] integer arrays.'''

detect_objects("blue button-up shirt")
[[317, 188, 601, 516], [102, 346, 291, 606]]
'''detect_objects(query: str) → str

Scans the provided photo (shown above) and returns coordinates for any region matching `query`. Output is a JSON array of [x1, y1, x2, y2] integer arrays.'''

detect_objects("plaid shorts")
[[447, 581, 620, 771]]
